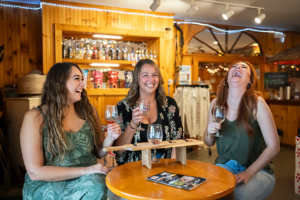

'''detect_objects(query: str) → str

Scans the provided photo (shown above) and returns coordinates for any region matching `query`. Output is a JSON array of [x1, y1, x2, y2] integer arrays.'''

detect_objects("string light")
[[40, 2, 173, 18], [0, 2, 174, 19], [175, 21, 284, 35], [0, 3, 41, 10]]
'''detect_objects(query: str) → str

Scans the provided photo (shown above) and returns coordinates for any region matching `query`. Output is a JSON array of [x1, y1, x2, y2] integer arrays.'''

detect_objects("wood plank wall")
[[0, 4, 43, 88]]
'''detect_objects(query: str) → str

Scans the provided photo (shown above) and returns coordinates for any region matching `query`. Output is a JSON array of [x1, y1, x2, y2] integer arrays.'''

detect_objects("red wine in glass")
[[105, 119, 117, 124]]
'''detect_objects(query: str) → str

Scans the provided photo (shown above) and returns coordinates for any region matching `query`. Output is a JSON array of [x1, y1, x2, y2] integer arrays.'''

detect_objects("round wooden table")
[[106, 159, 236, 200]]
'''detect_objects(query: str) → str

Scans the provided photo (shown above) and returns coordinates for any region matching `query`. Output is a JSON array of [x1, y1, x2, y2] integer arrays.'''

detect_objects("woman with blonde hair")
[[21, 62, 121, 199], [115, 59, 183, 165], [204, 61, 280, 200]]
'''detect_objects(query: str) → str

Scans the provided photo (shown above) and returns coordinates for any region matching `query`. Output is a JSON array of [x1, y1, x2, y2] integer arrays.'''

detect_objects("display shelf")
[[85, 88, 130, 96]]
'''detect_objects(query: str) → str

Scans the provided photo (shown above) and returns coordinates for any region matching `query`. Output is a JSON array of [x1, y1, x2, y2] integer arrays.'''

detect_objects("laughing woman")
[[114, 59, 183, 165], [21, 63, 121, 200], [204, 61, 280, 200]]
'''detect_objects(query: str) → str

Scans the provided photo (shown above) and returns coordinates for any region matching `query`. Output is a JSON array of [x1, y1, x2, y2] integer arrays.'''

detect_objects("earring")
[[247, 83, 252, 89]]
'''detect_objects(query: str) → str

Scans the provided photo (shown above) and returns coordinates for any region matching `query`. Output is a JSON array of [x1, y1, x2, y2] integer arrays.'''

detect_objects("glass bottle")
[[131, 47, 134, 61], [116, 45, 121, 60], [62, 41, 66, 58], [68, 42, 73, 59]]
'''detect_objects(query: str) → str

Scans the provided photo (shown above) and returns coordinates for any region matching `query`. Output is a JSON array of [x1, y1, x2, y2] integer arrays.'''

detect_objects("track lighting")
[[255, 9, 266, 24], [222, 5, 234, 20], [186, 0, 198, 16], [150, 0, 161, 12]]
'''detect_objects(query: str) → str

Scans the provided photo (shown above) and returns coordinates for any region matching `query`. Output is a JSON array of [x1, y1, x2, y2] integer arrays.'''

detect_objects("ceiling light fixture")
[[186, 0, 198, 16], [222, 4, 234, 20], [255, 9, 266, 24], [213, 41, 218, 44], [92, 34, 122, 39], [150, 0, 161, 12], [90, 63, 120, 67]]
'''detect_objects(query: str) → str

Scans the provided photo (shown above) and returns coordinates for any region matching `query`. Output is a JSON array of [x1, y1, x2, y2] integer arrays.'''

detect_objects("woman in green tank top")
[[204, 61, 280, 200], [20, 63, 121, 199]]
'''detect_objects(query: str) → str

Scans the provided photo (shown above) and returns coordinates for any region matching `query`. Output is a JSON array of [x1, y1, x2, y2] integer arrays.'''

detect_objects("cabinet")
[[6, 96, 41, 169]]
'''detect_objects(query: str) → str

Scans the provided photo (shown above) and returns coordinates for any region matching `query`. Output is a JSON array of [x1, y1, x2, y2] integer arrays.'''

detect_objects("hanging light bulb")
[[150, 0, 161, 12]]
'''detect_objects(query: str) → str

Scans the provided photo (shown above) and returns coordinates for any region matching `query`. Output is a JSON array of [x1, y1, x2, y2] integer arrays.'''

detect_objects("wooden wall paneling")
[[268, 104, 300, 146], [0, 6, 4, 87], [36, 10, 43, 72], [28, 9, 37, 73], [4, 6, 13, 85], [12, 8, 21, 83], [20, 9, 29, 74]]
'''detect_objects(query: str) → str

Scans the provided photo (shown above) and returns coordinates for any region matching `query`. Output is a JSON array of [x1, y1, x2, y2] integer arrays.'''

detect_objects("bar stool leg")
[[142, 149, 152, 169], [176, 146, 187, 165]]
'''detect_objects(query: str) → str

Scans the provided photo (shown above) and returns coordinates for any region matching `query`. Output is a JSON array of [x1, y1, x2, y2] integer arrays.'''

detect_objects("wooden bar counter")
[[266, 99, 300, 147]]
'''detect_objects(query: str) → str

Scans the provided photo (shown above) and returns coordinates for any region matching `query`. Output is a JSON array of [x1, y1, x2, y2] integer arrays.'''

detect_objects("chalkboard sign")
[[264, 72, 289, 90]]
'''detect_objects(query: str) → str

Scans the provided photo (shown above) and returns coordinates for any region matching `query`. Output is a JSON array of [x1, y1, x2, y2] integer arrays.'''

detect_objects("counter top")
[[265, 99, 300, 106]]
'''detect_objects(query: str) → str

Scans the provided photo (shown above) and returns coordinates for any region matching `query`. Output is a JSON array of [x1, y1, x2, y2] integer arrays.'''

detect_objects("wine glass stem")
[[153, 149, 157, 161]]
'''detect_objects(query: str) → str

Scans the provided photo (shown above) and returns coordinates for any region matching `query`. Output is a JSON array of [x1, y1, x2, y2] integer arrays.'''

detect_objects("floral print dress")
[[22, 107, 107, 200], [116, 96, 183, 165]]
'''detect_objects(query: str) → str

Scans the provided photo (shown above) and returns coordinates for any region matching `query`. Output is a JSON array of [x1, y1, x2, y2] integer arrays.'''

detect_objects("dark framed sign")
[[264, 72, 289, 90]]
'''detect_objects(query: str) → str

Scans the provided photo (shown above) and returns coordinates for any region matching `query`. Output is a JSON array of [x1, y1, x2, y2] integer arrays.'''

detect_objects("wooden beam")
[[209, 28, 224, 53], [193, 36, 221, 55], [229, 32, 243, 53]]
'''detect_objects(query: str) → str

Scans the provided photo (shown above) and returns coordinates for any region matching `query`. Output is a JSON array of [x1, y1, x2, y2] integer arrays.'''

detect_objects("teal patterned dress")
[[22, 107, 107, 200]]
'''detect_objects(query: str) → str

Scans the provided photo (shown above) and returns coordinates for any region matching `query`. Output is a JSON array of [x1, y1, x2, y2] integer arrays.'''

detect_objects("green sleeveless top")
[[22, 107, 107, 200], [215, 118, 275, 174]]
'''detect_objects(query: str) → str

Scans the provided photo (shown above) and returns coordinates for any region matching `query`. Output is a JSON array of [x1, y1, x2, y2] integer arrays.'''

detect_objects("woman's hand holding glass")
[[207, 122, 221, 138], [130, 107, 144, 129], [107, 123, 121, 141]]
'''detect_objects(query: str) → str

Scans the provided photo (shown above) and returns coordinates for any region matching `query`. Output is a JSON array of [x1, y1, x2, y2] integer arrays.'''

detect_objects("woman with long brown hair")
[[114, 59, 183, 165], [20, 62, 121, 199], [204, 61, 279, 200]]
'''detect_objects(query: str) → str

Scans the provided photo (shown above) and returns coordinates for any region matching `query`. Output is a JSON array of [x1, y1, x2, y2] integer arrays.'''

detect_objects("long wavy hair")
[[215, 61, 261, 137], [126, 59, 166, 107], [40, 62, 104, 164]]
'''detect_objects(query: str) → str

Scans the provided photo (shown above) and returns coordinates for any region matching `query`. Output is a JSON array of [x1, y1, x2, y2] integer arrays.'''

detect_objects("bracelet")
[[129, 122, 137, 129]]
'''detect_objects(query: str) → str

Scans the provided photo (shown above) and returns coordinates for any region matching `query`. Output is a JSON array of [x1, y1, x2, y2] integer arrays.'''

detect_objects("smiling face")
[[139, 63, 159, 96], [66, 66, 86, 104], [227, 62, 251, 88]]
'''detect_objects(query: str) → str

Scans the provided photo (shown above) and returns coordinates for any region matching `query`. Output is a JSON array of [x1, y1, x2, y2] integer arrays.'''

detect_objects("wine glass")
[[104, 105, 118, 139], [212, 105, 226, 137], [137, 99, 150, 131], [147, 124, 163, 163]]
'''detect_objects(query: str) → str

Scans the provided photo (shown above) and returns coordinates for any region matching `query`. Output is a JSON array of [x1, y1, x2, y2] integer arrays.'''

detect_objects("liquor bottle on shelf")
[[145, 49, 149, 59], [131, 47, 134, 61], [105, 44, 109, 60], [122, 45, 125, 60], [62, 41, 66, 58], [116, 45, 121, 60], [68, 42, 73, 59], [102, 44, 106, 60], [75, 42, 80, 59], [83, 46, 87, 59], [109, 45, 112, 60], [123, 48, 127, 61], [98, 43, 103, 60], [149, 50, 153, 60], [141, 48, 145, 59], [111, 44, 115, 60], [79, 43, 84, 59], [92, 43, 97, 59], [86, 43, 92, 60], [153, 50, 157, 62], [137, 48, 141, 61]]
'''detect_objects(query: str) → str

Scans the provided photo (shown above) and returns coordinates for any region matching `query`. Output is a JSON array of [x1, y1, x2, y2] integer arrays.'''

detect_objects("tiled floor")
[[187, 145, 300, 200]]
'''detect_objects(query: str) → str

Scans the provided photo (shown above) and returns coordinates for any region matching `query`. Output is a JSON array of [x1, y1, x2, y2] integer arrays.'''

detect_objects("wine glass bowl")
[[104, 105, 118, 124], [137, 99, 150, 131], [212, 105, 226, 137], [147, 124, 163, 163]]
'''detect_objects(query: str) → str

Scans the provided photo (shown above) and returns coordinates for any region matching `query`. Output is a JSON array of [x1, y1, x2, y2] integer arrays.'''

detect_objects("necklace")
[[227, 100, 240, 113]]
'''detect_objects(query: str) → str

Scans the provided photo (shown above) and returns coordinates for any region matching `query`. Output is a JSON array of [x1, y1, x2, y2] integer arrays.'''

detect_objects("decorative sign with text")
[[264, 72, 289, 90]]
